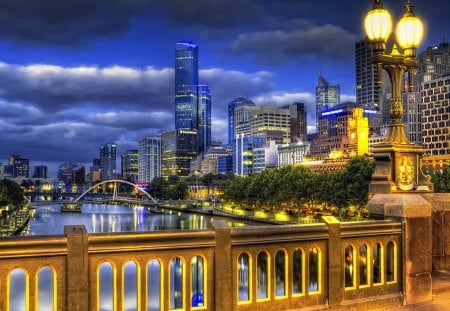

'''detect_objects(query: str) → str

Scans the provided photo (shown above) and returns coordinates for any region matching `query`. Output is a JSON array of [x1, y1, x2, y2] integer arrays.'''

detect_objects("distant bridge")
[[74, 179, 157, 203]]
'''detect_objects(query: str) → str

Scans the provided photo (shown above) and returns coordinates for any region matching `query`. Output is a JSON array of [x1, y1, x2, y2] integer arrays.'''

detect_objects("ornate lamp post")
[[364, 0, 433, 193]]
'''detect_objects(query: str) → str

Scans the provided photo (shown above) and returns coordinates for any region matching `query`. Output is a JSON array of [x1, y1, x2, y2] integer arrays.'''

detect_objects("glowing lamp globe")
[[396, 2, 423, 57], [364, 0, 392, 42]]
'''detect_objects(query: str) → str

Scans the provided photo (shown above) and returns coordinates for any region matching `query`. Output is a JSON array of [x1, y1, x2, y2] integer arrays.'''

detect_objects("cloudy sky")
[[0, 0, 448, 177]]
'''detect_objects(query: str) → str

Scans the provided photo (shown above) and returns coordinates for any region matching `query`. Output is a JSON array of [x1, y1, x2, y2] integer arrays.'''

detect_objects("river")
[[23, 202, 256, 236]]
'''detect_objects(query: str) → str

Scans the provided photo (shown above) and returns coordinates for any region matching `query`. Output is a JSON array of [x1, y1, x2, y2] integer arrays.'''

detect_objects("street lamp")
[[364, 0, 432, 193]]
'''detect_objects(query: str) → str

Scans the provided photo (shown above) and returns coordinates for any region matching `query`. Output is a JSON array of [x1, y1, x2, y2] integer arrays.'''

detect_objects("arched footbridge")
[[74, 179, 157, 203]]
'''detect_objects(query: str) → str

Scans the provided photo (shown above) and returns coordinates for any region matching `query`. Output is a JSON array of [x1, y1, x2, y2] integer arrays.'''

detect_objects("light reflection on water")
[[24, 203, 256, 235]]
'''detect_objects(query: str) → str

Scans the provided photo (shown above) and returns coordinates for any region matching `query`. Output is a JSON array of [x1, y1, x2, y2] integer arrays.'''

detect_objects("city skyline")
[[0, 0, 448, 176]]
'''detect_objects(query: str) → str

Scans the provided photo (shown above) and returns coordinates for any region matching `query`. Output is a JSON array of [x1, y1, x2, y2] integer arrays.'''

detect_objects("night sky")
[[0, 0, 448, 176]]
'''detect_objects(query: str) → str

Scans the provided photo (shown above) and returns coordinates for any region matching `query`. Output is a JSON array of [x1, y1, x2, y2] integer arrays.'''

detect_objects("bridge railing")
[[0, 218, 403, 310]]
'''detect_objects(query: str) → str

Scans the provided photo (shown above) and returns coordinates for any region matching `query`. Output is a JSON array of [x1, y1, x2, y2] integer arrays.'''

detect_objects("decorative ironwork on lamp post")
[[364, 0, 433, 193]]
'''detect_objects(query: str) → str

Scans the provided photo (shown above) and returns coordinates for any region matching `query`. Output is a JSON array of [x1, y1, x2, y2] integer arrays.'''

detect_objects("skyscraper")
[[121, 150, 138, 182], [282, 102, 308, 143], [315, 75, 340, 128], [416, 41, 450, 86], [7, 155, 29, 178], [355, 39, 379, 110], [138, 137, 161, 183], [174, 42, 211, 175], [228, 97, 255, 145], [99, 143, 117, 181], [33, 165, 48, 179]]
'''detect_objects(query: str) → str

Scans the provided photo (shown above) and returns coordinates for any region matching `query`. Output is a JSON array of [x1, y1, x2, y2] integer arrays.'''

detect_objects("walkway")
[[391, 270, 450, 311]]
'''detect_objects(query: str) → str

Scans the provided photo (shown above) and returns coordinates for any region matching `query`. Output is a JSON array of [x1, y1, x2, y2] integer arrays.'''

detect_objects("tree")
[[0, 180, 24, 207], [344, 156, 375, 215]]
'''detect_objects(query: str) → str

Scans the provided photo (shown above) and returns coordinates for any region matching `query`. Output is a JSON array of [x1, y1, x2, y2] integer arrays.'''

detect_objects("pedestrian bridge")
[[74, 179, 158, 203]]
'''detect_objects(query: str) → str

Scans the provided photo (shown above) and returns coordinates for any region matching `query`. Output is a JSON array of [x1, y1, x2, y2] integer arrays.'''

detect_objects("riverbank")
[[0, 202, 31, 236]]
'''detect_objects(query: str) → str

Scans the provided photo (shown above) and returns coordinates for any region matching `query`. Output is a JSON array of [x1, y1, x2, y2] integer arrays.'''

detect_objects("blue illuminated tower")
[[174, 42, 211, 175]]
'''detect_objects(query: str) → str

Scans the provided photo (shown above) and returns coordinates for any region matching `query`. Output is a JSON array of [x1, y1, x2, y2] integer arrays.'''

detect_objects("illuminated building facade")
[[137, 138, 161, 183], [233, 134, 265, 176], [99, 143, 117, 181], [5, 155, 30, 178], [420, 76, 450, 156], [253, 140, 278, 174], [315, 75, 340, 128], [175, 42, 211, 174], [161, 130, 177, 178], [228, 97, 255, 145], [283, 102, 308, 143], [278, 141, 311, 167], [416, 42, 450, 85], [57, 162, 85, 186], [311, 103, 375, 158], [121, 149, 138, 183]]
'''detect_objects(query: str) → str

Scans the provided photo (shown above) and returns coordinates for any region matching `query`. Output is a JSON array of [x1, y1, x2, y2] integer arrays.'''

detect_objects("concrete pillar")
[[64, 225, 89, 311], [322, 216, 342, 307], [211, 219, 232, 311], [368, 194, 432, 305]]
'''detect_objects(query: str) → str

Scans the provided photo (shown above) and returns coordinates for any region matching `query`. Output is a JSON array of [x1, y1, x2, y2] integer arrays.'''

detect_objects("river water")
[[23, 203, 255, 236]]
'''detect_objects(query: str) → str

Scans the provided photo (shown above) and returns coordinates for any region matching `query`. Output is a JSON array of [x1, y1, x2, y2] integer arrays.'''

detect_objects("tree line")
[[221, 156, 375, 217], [0, 179, 24, 207]]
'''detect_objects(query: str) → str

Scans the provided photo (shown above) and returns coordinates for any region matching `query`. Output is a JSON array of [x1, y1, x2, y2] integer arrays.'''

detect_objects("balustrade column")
[[64, 225, 89, 311], [212, 219, 232, 311]]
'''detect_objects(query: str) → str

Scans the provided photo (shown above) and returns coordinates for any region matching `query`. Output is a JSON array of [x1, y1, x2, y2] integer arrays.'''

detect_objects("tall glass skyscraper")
[[138, 137, 161, 183], [174, 42, 211, 175], [227, 97, 255, 145], [99, 143, 117, 181], [315, 75, 340, 129]]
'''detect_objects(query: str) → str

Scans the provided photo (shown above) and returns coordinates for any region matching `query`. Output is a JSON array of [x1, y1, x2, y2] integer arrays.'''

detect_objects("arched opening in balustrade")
[[386, 241, 397, 283], [359, 244, 369, 287], [292, 248, 304, 296], [169, 256, 184, 310], [98, 261, 116, 311], [373, 242, 383, 285], [275, 250, 287, 297], [37, 266, 56, 311], [237, 252, 251, 303], [308, 246, 320, 294], [344, 245, 355, 289], [257, 251, 269, 300], [147, 259, 162, 311], [191, 255, 206, 308], [123, 260, 139, 310], [8, 268, 28, 311]]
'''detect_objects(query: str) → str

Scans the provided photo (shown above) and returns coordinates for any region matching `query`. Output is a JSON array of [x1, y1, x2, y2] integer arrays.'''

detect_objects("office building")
[[315, 75, 340, 128], [282, 102, 308, 143], [253, 141, 278, 174], [416, 41, 450, 86], [420, 76, 450, 156], [33, 165, 48, 179], [233, 134, 266, 176], [175, 42, 211, 174], [228, 97, 255, 145], [7, 155, 29, 178], [99, 143, 117, 181], [138, 138, 161, 183], [161, 130, 178, 178], [121, 150, 138, 183], [58, 163, 85, 186], [278, 142, 311, 167]]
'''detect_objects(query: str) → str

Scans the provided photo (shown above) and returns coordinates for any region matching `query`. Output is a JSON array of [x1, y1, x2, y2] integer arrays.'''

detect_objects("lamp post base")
[[369, 141, 434, 195]]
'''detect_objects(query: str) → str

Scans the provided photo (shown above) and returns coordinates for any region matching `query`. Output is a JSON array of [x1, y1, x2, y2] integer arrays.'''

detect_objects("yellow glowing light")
[[396, 11, 423, 50], [364, 1, 392, 42]]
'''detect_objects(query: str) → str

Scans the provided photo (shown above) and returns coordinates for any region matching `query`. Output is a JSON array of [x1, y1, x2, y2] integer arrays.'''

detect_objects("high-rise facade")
[[315, 75, 340, 128], [58, 163, 85, 186], [175, 42, 211, 175], [282, 102, 308, 143], [228, 97, 255, 145], [99, 143, 117, 181], [355, 39, 379, 110], [121, 150, 138, 183], [33, 165, 48, 179], [138, 138, 161, 183], [420, 76, 450, 156], [7, 155, 29, 178], [416, 42, 450, 86], [161, 130, 177, 178]]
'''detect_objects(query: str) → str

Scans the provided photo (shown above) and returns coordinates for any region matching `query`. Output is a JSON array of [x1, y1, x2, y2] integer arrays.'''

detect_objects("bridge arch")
[[75, 180, 157, 203]]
